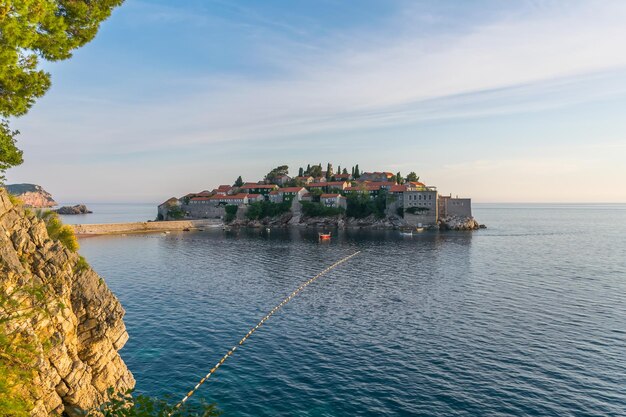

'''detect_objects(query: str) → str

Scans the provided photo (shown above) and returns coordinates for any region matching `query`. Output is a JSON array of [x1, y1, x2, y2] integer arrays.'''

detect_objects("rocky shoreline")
[[229, 213, 485, 230]]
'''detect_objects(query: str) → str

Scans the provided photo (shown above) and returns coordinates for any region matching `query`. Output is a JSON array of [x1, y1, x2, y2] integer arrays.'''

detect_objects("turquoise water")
[[78, 205, 626, 416]]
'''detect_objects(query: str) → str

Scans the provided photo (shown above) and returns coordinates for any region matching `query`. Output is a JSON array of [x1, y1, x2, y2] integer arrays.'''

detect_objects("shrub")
[[37, 210, 79, 252], [7, 193, 23, 206], [87, 389, 222, 417], [396, 207, 404, 218], [345, 191, 387, 219], [405, 206, 430, 215], [224, 205, 238, 223], [300, 201, 344, 217], [245, 201, 291, 220], [74, 256, 90, 274], [167, 206, 185, 220]]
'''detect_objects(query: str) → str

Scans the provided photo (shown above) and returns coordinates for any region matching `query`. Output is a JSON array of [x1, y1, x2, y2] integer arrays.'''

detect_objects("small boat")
[[414, 227, 425, 233], [266, 227, 271, 233], [399, 230, 413, 237], [318, 232, 331, 240]]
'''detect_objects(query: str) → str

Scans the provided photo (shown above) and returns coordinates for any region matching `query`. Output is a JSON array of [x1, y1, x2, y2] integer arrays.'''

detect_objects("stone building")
[[438, 195, 472, 218]]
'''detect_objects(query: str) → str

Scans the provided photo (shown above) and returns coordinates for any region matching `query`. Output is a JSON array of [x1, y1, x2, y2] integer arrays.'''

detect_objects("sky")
[[7, 0, 626, 203]]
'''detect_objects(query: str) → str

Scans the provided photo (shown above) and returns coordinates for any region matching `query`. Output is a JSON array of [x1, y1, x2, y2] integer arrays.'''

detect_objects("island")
[[158, 164, 484, 231]]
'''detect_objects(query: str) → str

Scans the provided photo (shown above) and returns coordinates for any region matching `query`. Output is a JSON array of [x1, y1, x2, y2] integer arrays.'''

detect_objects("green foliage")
[[396, 207, 404, 218], [0, 279, 62, 416], [346, 191, 387, 219], [87, 389, 222, 417], [307, 164, 322, 178], [354, 164, 360, 178], [405, 206, 430, 214], [234, 176, 243, 187], [6, 192, 22, 206], [167, 206, 184, 220], [406, 172, 419, 182], [300, 201, 344, 217], [0, 0, 124, 179], [396, 172, 403, 185], [298, 167, 304, 177], [342, 167, 348, 175], [245, 201, 290, 220], [264, 165, 288, 183], [325, 163, 332, 179], [224, 204, 238, 222], [74, 255, 90, 274], [37, 210, 79, 251]]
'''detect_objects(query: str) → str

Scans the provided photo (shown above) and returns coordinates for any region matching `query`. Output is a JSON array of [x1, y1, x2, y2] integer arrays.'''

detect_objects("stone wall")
[[182, 202, 225, 220], [0, 188, 134, 416]]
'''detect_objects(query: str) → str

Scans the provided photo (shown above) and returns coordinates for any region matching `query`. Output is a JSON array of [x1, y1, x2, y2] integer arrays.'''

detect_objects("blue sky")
[[8, 0, 626, 203]]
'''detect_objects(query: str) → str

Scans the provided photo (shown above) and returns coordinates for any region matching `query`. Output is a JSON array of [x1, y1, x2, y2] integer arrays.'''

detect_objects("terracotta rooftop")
[[279, 187, 306, 193]]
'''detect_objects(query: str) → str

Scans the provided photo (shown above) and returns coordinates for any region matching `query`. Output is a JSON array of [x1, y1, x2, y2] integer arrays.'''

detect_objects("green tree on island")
[[234, 176, 244, 187], [0, 0, 124, 182], [406, 172, 420, 182], [264, 165, 289, 183]]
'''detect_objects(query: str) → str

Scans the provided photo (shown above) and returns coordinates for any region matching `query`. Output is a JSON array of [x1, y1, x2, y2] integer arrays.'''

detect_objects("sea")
[[75, 204, 626, 416]]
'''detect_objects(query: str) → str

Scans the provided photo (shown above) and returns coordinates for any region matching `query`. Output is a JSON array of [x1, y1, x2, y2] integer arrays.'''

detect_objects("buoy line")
[[168, 251, 361, 415]]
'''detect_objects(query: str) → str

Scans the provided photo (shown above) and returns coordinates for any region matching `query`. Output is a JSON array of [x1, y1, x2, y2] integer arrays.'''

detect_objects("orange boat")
[[318, 232, 331, 240]]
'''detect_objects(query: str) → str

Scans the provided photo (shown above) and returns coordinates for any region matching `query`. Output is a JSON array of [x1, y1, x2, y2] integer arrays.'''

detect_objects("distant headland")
[[158, 164, 484, 231], [5, 183, 57, 208]]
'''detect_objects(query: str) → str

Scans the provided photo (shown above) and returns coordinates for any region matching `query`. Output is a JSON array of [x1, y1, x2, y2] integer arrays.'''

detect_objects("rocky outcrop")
[[438, 215, 485, 230], [55, 205, 92, 215], [5, 183, 57, 208], [0, 188, 134, 416]]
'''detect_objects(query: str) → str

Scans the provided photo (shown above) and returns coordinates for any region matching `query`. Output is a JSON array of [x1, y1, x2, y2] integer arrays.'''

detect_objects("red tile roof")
[[240, 183, 277, 189], [209, 193, 249, 200], [321, 193, 344, 198], [390, 184, 408, 192], [279, 187, 305, 193], [217, 185, 232, 191], [307, 181, 346, 188]]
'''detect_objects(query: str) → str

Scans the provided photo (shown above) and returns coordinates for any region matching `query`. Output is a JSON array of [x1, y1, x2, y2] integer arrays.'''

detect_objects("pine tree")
[[234, 176, 243, 187], [298, 167, 304, 177], [354, 164, 360, 178], [396, 172, 402, 185], [343, 167, 348, 175], [306, 164, 311, 175]]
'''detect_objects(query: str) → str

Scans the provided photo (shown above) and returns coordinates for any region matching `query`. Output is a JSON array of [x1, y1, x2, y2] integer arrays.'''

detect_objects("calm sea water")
[[57, 202, 156, 224], [78, 204, 626, 416]]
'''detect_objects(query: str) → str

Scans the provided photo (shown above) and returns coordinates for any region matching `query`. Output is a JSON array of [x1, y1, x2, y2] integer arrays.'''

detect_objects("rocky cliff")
[[0, 188, 134, 416], [5, 183, 57, 208]]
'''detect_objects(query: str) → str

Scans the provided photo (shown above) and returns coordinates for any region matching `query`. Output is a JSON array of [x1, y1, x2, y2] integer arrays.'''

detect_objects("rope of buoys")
[[168, 251, 361, 415]]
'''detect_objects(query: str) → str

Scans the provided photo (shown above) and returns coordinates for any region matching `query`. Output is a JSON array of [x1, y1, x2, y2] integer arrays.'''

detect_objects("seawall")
[[72, 219, 222, 235]]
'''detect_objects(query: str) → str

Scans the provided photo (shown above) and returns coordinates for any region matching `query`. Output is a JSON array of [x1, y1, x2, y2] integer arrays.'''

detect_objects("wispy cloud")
[[10, 0, 626, 201]]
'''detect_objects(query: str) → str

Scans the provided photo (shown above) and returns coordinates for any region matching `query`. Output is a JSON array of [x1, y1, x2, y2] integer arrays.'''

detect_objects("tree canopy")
[[264, 165, 288, 182], [406, 172, 420, 182], [0, 0, 124, 181]]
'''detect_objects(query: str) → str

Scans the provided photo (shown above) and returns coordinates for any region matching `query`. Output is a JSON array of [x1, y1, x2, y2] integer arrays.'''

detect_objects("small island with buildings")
[[158, 163, 484, 231]]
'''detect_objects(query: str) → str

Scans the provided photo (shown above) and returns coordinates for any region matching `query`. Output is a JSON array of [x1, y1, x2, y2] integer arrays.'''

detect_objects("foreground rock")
[[0, 188, 134, 416], [438, 215, 485, 230], [5, 183, 57, 207], [55, 204, 92, 215]]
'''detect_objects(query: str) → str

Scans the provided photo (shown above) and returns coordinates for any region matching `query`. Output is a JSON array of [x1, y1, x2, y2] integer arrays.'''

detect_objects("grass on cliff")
[[6, 192, 23, 206], [36, 210, 79, 252]]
